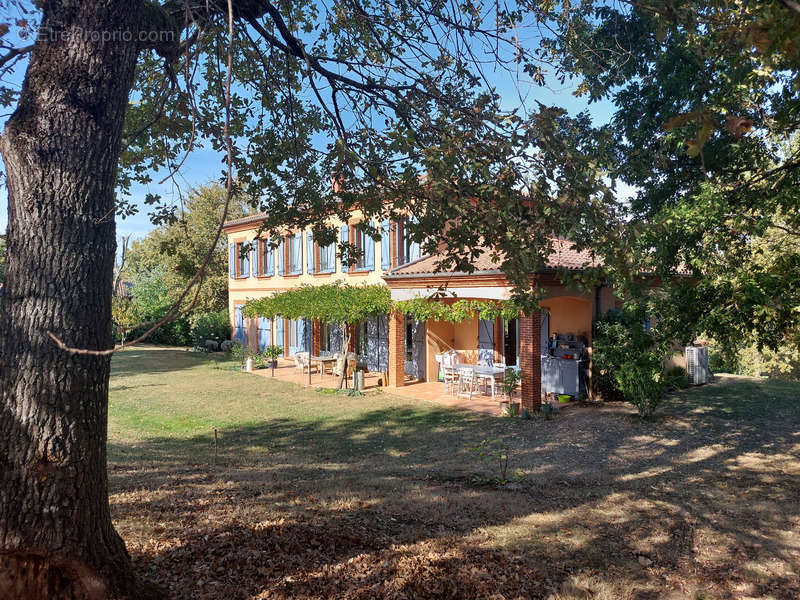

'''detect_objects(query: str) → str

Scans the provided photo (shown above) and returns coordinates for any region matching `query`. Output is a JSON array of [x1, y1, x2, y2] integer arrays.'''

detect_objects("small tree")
[[111, 297, 140, 345], [262, 345, 284, 377], [244, 283, 392, 389]]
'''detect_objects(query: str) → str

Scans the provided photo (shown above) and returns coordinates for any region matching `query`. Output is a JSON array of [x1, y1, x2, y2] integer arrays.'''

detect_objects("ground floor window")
[[320, 322, 330, 352], [356, 321, 369, 356], [503, 318, 519, 366]]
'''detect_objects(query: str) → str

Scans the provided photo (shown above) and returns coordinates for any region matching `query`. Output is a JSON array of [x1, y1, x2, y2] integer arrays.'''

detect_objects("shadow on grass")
[[109, 380, 800, 599], [110, 346, 212, 378]]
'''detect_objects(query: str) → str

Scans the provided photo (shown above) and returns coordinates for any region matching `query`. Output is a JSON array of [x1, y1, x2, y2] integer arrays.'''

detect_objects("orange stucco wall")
[[540, 296, 592, 343], [425, 320, 455, 381]]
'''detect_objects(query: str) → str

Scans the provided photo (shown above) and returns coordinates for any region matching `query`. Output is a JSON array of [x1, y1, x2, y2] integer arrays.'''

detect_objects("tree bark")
[[0, 2, 157, 598], [337, 323, 352, 390]]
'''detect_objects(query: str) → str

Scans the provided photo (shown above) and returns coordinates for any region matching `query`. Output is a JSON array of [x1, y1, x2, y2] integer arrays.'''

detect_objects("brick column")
[[519, 312, 542, 411], [387, 309, 405, 387], [389, 223, 397, 269], [312, 319, 320, 356], [348, 324, 355, 352]]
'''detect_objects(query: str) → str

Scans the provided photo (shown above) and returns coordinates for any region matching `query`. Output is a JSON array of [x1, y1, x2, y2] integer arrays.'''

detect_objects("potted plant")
[[502, 367, 521, 401], [262, 344, 283, 377]]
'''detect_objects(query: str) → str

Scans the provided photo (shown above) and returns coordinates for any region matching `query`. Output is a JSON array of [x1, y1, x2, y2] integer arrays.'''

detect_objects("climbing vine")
[[394, 298, 523, 323]]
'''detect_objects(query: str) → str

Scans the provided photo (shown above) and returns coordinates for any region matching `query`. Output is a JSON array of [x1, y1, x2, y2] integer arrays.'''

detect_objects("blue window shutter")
[[340, 225, 349, 272], [478, 319, 495, 363], [252, 242, 259, 277], [275, 317, 284, 355], [408, 216, 420, 262], [229, 243, 235, 278], [364, 232, 374, 271], [292, 232, 302, 274], [306, 231, 314, 274], [297, 319, 306, 351], [277, 240, 284, 275], [266, 244, 274, 276], [381, 219, 390, 270], [258, 317, 270, 350]]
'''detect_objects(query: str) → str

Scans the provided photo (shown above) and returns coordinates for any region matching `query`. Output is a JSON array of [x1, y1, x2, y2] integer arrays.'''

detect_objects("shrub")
[[593, 307, 667, 416], [127, 317, 191, 346], [664, 365, 690, 390], [230, 341, 249, 366], [616, 358, 664, 418], [190, 310, 231, 350]]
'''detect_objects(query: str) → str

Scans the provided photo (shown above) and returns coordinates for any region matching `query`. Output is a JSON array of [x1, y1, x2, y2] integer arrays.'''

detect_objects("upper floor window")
[[352, 225, 374, 271], [230, 241, 250, 278], [288, 233, 302, 274], [259, 239, 274, 276], [319, 237, 336, 273], [395, 217, 420, 267]]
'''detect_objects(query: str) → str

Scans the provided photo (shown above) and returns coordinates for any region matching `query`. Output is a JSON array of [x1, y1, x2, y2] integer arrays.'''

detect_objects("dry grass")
[[109, 346, 800, 599]]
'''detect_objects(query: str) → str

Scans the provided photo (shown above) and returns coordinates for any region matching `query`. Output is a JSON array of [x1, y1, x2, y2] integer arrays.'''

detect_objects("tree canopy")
[[520, 0, 800, 354], [124, 183, 250, 314]]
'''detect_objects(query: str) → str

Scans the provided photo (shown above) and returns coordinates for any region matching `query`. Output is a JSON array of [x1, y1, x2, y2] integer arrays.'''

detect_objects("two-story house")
[[224, 211, 615, 410]]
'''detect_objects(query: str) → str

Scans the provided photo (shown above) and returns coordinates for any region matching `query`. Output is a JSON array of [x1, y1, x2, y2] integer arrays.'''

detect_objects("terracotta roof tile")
[[387, 239, 600, 276], [223, 213, 268, 229]]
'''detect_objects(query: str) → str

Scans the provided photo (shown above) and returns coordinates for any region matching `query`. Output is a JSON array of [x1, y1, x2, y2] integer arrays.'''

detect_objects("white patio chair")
[[456, 366, 477, 401], [440, 351, 458, 394], [442, 365, 458, 395]]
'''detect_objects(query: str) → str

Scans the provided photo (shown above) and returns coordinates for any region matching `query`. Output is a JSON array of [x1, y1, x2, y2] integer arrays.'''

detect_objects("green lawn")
[[109, 346, 800, 600]]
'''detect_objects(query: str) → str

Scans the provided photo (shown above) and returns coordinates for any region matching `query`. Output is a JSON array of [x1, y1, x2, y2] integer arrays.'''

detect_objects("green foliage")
[[189, 310, 231, 351], [230, 341, 249, 366], [124, 185, 249, 315], [469, 438, 513, 485], [530, 1, 800, 360], [711, 340, 800, 381], [130, 267, 171, 317], [111, 297, 140, 344], [261, 345, 284, 361], [126, 267, 191, 346], [394, 298, 523, 323], [593, 308, 666, 416], [244, 282, 391, 325], [502, 367, 521, 398], [616, 358, 664, 419], [664, 366, 690, 391]]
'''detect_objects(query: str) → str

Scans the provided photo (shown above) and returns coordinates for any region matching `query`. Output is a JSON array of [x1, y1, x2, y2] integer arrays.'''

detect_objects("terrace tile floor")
[[249, 358, 516, 415]]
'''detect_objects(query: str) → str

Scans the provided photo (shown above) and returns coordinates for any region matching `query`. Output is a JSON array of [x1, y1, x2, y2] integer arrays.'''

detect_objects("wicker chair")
[[293, 351, 317, 374]]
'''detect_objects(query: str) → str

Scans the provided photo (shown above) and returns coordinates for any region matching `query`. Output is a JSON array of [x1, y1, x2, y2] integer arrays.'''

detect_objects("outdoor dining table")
[[456, 364, 505, 399], [309, 355, 338, 377]]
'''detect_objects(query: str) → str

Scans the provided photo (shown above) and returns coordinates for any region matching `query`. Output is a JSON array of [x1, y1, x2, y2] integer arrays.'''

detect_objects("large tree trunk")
[[0, 2, 153, 598]]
